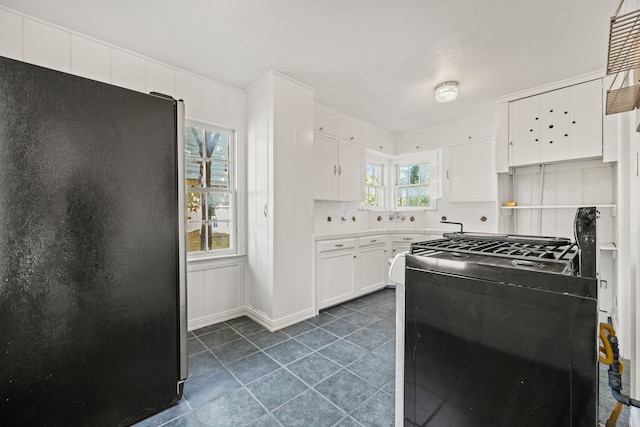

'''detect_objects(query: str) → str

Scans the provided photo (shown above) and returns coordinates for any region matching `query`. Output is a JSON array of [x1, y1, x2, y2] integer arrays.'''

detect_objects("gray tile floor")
[[134, 287, 633, 427], [135, 288, 397, 427]]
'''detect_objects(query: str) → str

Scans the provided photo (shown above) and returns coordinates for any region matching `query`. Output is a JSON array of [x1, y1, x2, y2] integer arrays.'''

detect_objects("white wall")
[[0, 7, 249, 331]]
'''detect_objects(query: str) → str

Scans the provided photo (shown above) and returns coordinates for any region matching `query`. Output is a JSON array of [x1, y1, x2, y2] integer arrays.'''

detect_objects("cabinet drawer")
[[391, 234, 421, 243], [317, 238, 357, 253], [358, 235, 387, 247]]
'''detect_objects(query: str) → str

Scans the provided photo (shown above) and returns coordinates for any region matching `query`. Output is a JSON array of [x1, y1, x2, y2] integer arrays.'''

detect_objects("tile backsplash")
[[314, 200, 498, 235]]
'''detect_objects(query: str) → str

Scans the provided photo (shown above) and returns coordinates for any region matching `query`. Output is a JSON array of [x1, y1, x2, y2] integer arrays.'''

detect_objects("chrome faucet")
[[389, 212, 406, 221]]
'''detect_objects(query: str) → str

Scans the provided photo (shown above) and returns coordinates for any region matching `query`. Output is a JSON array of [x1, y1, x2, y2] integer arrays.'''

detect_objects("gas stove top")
[[411, 233, 579, 264]]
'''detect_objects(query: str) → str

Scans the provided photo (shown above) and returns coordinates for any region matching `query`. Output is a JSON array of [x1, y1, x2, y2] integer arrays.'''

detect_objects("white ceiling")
[[0, 0, 616, 134]]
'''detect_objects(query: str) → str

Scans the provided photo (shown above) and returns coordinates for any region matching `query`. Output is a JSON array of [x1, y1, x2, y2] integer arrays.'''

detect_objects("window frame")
[[185, 120, 237, 259], [392, 150, 441, 211]]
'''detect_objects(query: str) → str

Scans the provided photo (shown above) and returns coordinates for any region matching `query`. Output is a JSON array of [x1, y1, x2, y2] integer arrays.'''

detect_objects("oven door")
[[404, 266, 598, 427]]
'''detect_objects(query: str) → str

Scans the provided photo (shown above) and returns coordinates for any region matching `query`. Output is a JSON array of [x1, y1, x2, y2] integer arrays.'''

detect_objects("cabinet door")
[[539, 87, 571, 163], [313, 134, 339, 200], [338, 116, 362, 142], [358, 245, 388, 294], [317, 251, 356, 309], [509, 95, 540, 166], [570, 79, 602, 159], [314, 108, 336, 136], [447, 139, 495, 202], [337, 140, 364, 202]]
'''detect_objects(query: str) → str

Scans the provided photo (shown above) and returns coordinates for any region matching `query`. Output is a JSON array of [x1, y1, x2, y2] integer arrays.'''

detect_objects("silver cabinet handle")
[[334, 165, 337, 175], [370, 239, 377, 243], [334, 243, 344, 247], [263, 204, 267, 217], [339, 165, 342, 176], [402, 237, 412, 241]]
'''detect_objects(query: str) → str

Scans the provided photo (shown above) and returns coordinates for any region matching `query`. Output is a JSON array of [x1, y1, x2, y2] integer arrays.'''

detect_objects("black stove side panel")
[[404, 266, 598, 427]]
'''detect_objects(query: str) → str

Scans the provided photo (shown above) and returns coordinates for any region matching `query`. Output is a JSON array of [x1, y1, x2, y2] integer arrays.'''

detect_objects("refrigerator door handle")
[[176, 100, 188, 385]]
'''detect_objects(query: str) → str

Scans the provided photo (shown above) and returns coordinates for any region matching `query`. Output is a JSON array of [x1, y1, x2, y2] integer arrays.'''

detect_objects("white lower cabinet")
[[316, 235, 388, 310], [316, 238, 357, 309], [358, 236, 388, 294], [317, 249, 357, 309]]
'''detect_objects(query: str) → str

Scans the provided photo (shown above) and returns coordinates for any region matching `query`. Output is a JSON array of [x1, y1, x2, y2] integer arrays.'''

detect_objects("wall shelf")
[[500, 204, 617, 216]]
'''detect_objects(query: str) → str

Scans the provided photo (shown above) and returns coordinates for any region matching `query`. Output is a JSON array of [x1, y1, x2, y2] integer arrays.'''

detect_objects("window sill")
[[187, 252, 247, 263]]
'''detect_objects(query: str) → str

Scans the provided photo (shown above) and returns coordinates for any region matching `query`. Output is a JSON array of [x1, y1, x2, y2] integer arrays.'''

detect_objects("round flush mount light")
[[435, 81, 459, 103]]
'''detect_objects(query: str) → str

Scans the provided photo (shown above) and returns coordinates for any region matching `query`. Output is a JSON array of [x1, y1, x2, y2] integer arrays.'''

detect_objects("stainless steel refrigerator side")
[[176, 100, 188, 387]]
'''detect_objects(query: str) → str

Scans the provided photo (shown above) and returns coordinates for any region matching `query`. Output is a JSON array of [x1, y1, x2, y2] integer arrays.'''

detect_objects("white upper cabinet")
[[363, 127, 395, 156], [446, 138, 496, 202], [314, 107, 336, 136], [338, 116, 362, 142], [570, 80, 604, 159], [313, 134, 364, 202], [509, 79, 603, 167], [538, 86, 571, 163]]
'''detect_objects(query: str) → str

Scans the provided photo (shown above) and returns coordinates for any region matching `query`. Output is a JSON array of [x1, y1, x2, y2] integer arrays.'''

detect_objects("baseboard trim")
[[188, 307, 246, 331], [245, 306, 315, 332]]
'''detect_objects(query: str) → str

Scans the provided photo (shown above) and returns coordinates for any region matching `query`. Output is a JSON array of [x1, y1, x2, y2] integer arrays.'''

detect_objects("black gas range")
[[402, 207, 598, 426]]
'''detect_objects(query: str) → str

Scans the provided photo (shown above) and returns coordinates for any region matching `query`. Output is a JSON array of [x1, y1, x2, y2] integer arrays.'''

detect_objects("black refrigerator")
[[0, 56, 188, 426]]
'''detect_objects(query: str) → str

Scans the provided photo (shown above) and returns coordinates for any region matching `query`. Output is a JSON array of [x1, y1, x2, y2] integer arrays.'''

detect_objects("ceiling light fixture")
[[435, 81, 459, 103]]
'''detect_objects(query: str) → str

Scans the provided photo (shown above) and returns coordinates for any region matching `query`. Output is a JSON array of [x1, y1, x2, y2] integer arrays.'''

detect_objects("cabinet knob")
[[572, 121, 576, 124], [529, 129, 533, 132], [350, 136, 354, 140], [550, 109, 554, 112], [319, 126, 324, 130], [564, 134, 568, 137], [509, 141, 513, 145], [334, 165, 337, 175], [549, 141, 554, 144], [549, 124, 554, 129]]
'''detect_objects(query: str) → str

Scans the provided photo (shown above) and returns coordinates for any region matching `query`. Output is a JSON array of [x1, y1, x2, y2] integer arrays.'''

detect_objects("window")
[[394, 150, 441, 209], [362, 162, 385, 208], [185, 123, 236, 255]]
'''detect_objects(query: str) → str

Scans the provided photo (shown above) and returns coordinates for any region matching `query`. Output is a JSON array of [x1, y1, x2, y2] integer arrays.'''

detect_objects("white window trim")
[[392, 149, 441, 211], [361, 150, 392, 211], [185, 119, 238, 258]]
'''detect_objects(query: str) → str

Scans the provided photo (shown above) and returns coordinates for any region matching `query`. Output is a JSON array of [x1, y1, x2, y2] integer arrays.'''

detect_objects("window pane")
[[209, 161, 229, 188], [186, 157, 204, 188], [410, 165, 420, 184], [419, 186, 430, 206], [408, 187, 419, 206], [186, 191, 205, 253], [398, 166, 409, 185], [420, 164, 430, 183], [185, 127, 203, 158], [397, 187, 408, 206], [375, 187, 384, 208], [208, 192, 231, 251]]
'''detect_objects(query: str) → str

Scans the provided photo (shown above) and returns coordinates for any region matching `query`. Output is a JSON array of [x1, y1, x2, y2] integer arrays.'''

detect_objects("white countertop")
[[314, 228, 449, 241]]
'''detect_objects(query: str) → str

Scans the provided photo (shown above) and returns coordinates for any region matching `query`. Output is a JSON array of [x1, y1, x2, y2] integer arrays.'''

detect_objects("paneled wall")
[[510, 160, 617, 241], [0, 7, 248, 331]]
